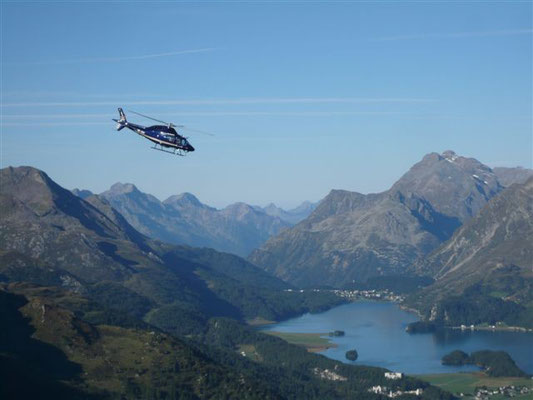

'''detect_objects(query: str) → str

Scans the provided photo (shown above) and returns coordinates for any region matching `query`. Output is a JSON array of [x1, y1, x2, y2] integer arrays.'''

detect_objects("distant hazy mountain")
[[255, 201, 319, 224], [0, 166, 345, 330], [249, 151, 504, 287], [100, 183, 290, 257], [493, 166, 533, 187], [71, 188, 93, 199]]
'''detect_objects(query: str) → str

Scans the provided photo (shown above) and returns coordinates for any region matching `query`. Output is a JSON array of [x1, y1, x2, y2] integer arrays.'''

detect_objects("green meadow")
[[415, 372, 532, 398], [264, 331, 336, 352]]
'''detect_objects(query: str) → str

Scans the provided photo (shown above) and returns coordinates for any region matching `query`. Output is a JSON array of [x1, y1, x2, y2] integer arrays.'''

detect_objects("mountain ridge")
[[410, 177, 533, 300], [100, 183, 290, 256], [249, 151, 507, 287]]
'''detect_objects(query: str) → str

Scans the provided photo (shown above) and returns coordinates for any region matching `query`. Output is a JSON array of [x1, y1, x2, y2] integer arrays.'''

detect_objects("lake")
[[262, 301, 533, 374]]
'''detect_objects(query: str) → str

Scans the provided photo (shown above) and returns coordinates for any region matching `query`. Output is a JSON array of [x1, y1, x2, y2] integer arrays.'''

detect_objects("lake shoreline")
[[260, 300, 533, 375], [259, 298, 533, 334], [449, 324, 533, 333]]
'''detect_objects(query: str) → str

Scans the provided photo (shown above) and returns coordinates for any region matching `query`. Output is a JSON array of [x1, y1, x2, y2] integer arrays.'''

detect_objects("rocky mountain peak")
[[390, 150, 501, 222], [306, 189, 368, 222], [264, 203, 279, 212], [164, 192, 204, 208], [108, 182, 139, 195], [71, 188, 93, 199], [1, 166, 71, 215], [291, 200, 315, 212], [2, 166, 51, 188], [224, 202, 254, 215], [441, 150, 457, 161]]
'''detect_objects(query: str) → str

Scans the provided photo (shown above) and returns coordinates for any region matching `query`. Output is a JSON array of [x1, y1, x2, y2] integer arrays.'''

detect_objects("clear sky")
[[1, 1, 532, 208]]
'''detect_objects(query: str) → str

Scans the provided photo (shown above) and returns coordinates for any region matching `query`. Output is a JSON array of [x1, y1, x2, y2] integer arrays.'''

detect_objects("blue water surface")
[[262, 301, 533, 374]]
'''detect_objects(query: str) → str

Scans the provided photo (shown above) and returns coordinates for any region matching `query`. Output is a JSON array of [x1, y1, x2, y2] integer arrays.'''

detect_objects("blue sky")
[[1, 2, 531, 208]]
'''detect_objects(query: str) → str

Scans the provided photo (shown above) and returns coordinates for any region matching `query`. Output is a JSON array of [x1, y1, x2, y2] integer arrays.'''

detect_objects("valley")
[[3, 2, 531, 398], [0, 165, 456, 399], [260, 301, 533, 376], [1, 153, 532, 399]]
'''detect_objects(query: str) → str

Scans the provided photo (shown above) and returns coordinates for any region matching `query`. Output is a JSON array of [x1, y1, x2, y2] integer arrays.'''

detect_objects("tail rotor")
[[112, 108, 127, 131]]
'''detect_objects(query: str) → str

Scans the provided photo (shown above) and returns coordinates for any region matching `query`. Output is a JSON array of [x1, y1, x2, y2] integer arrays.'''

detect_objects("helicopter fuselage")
[[115, 121, 195, 152]]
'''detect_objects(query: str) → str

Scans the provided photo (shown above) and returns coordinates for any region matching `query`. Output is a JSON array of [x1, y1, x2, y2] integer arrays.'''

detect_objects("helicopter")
[[112, 108, 212, 155]]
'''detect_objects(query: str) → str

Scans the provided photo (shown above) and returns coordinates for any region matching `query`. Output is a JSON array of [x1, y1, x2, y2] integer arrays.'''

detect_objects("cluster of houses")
[[471, 385, 531, 399], [283, 288, 404, 302], [384, 372, 403, 380], [455, 323, 530, 332], [312, 367, 347, 382], [368, 385, 423, 398], [332, 289, 404, 302], [368, 372, 424, 398]]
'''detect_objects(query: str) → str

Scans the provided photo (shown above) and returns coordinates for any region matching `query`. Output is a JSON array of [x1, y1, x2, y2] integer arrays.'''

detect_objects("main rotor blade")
[[128, 110, 214, 136], [179, 126, 215, 136], [128, 110, 170, 125]]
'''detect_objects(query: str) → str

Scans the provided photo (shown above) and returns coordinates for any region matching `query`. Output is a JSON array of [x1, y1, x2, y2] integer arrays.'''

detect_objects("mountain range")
[[0, 165, 453, 399], [70, 184, 315, 257], [2, 156, 529, 397], [1, 166, 343, 330], [254, 201, 319, 225], [249, 151, 527, 288]]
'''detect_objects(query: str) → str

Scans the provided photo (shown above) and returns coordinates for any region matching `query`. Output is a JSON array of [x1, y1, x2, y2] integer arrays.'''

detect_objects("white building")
[[384, 372, 403, 380]]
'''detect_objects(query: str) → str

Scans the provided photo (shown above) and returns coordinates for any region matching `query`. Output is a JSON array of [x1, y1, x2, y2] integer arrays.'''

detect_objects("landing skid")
[[151, 144, 185, 156]]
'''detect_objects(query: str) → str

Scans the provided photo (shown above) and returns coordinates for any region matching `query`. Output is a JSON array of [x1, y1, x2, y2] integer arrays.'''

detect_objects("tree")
[[345, 349, 358, 361]]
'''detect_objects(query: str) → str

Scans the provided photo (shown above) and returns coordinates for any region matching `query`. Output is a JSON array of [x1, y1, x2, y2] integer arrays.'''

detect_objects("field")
[[264, 331, 336, 352], [246, 317, 277, 326], [416, 372, 533, 398]]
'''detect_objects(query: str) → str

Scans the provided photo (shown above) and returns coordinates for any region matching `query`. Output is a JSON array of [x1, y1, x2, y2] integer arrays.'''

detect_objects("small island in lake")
[[345, 349, 358, 361], [328, 330, 345, 337], [441, 350, 469, 365], [442, 350, 528, 377], [405, 321, 437, 334]]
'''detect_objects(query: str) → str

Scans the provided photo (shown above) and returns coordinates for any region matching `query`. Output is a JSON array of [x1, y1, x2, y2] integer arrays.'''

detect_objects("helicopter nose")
[[188, 144, 195, 152]]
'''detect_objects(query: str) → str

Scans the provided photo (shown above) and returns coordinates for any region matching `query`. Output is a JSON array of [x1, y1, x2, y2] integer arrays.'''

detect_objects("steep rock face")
[[101, 185, 289, 257], [0, 167, 150, 282], [100, 182, 183, 244], [249, 151, 504, 288], [411, 178, 533, 304], [390, 150, 501, 223]]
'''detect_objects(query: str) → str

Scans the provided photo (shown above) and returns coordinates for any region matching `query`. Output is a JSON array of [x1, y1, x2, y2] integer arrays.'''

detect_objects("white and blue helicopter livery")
[[113, 108, 202, 155]]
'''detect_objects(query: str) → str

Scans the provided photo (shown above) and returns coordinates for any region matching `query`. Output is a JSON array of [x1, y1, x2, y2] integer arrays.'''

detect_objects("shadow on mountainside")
[[0, 290, 98, 400]]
